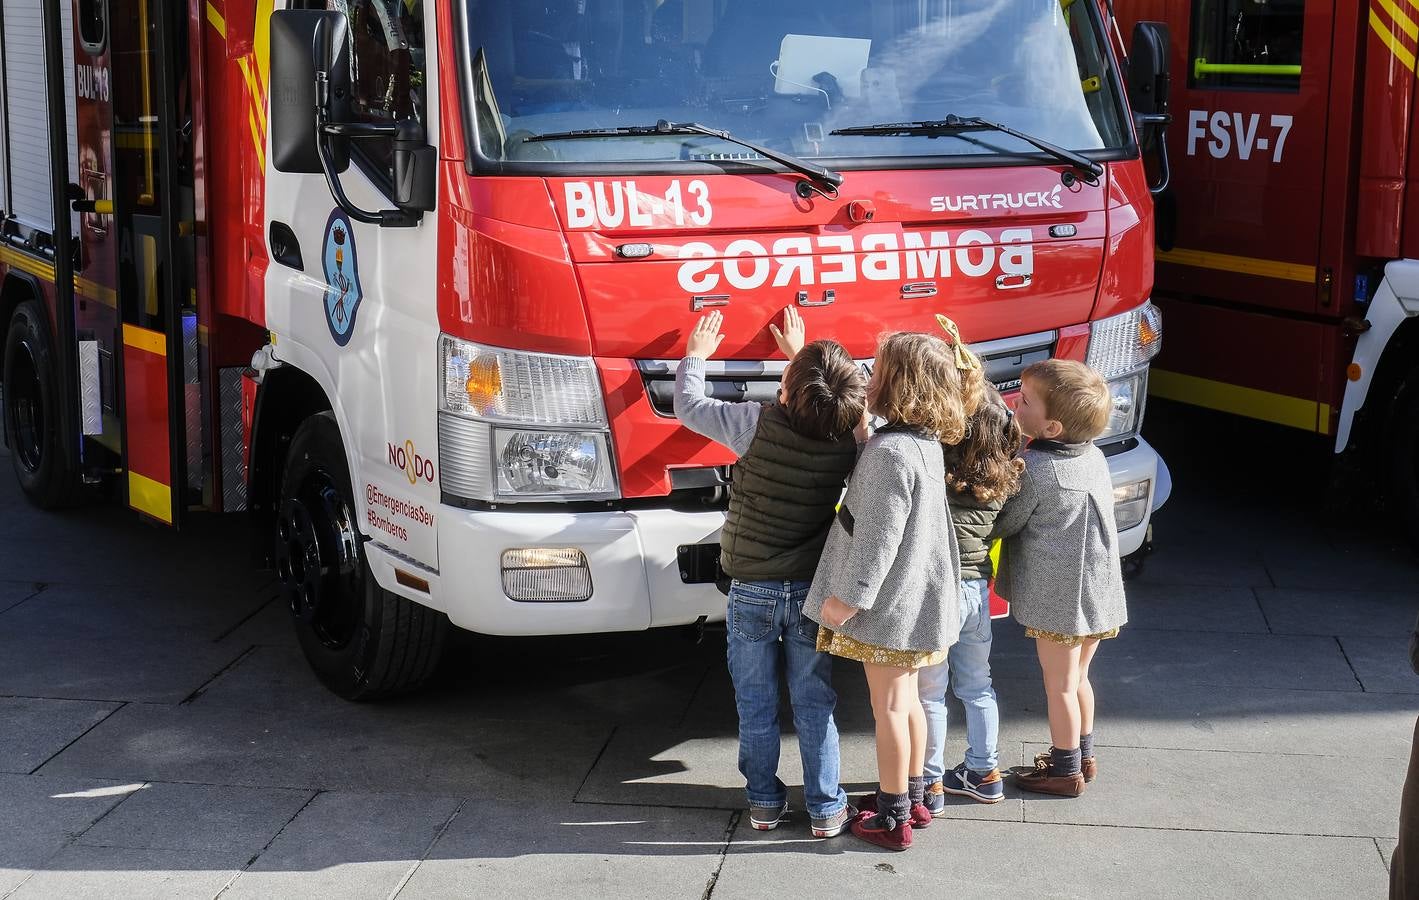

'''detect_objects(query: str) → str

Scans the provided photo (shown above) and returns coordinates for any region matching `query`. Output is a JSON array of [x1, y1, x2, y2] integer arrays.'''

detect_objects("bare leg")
[[906, 668, 926, 778], [865, 662, 917, 794], [1077, 637, 1101, 739], [1034, 638, 1083, 750]]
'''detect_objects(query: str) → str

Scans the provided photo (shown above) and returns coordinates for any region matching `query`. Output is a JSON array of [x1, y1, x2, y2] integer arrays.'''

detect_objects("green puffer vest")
[[949, 484, 1005, 582], [720, 405, 859, 582]]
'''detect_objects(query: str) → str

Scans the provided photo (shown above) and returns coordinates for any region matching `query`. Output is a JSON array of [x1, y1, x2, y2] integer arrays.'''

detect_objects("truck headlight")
[[1088, 302, 1162, 444], [494, 429, 614, 498], [438, 336, 618, 501], [1097, 371, 1146, 444]]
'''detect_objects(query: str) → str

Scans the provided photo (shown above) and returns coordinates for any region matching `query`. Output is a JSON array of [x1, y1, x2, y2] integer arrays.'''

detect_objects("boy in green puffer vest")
[[674, 307, 867, 841]]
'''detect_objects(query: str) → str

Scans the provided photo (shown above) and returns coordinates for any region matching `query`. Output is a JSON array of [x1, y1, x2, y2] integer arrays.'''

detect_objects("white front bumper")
[[366, 438, 1166, 636], [1106, 436, 1165, 557], [380, 504, 726, 636]]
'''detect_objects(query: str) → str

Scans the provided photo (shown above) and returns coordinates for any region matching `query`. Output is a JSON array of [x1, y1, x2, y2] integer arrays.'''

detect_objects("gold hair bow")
[[935, 314, 981, 372]]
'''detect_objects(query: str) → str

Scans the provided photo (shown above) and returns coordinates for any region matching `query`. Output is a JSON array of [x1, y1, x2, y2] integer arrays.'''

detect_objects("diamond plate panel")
[[219, 367, 248, 512]]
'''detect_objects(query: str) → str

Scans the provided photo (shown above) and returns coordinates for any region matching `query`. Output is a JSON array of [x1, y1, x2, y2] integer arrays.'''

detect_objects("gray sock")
[[907, 776, 926, 805], [1050, 746, 1082, 776], [880, 789, 910, 826], [1080, 733, 1095, 759]]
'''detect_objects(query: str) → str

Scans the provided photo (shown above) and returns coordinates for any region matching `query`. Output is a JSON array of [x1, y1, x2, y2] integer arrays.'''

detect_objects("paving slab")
[[1128, 545, 1273, 588], [989, 675, 1419, 759], [1381, 838, 1398, 870], [223, 791, 461, 900], [0, 583, 272, 643], [37, 700, 612, 798], [1340, 637, 1419, 694], [0, 774, 141, 894], [402, 800, 732, 900], [1121, 583, 1271, 633], [194, 634, 713, 728], [76, 781, 314, 854], [1256, 588, 1419, 638], [1264, 543, 1419, 593], [0, 697, 121, 774], [0, 580, 40, 615], [214, 597, 298, 648], [1020, 743, 1401, 838], [8, 844, 248, 900], [985, 625, 1364, 693], [0, 518, 270, 596], [714, 819, 1388, 900], [575, 726, 1028, 821], [0, 633, 249, 704]]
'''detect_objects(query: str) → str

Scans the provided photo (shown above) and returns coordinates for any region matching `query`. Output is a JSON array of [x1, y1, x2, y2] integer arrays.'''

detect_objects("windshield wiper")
[[831, 115, 1104, 180], [523, 120, 843, 198]]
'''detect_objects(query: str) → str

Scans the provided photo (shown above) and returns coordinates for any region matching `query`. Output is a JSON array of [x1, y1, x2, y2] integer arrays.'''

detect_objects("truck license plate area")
[[677, 542, 721, 584]]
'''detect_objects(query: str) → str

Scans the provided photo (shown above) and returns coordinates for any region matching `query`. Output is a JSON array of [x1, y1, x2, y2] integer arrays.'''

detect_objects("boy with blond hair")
[[992, 359, 1127, 797]]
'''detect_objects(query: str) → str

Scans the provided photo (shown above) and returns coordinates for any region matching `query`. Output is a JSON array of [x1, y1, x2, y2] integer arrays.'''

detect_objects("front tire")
[[3, 301, 79, 508], [273, 412, 447, 700], [1390, 368, 1419, 549]]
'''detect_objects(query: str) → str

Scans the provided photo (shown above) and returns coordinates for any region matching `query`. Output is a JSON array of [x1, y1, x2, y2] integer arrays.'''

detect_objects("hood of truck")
[[549, 168, 1107, 359]]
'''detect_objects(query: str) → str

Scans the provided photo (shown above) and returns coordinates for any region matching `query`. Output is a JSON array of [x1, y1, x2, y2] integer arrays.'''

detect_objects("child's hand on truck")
[[686, 311, 727, 360], [769, 306, 806, 360]]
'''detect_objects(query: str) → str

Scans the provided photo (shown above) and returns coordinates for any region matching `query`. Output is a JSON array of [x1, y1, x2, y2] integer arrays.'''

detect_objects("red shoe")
[[850, 812, 912, 851], [853, 793, 932, 828]]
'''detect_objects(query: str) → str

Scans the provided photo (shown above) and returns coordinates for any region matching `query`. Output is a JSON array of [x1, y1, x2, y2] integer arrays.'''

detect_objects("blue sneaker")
[[940, 763, 1005, 804], [923, 781, 947, 817]]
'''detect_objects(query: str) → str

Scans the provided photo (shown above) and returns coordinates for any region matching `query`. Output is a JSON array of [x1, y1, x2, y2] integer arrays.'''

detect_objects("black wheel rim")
[[7, 339, 45, 475], [274, 465, 362, 651]]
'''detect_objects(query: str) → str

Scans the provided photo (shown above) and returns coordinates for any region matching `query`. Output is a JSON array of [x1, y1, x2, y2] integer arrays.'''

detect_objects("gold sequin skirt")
[[815, 627, 948, 669], [1025, 627, 1121, 646]]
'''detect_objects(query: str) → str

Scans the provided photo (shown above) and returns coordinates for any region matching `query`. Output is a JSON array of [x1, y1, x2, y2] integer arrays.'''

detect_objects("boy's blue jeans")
[[725, 579, 848, 819], [920, 578, 1000, 777]]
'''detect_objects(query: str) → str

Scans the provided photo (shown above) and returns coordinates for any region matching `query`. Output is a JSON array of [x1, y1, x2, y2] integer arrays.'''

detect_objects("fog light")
[[501, 548, 593, 602], [1113, 479, 1151, 531]]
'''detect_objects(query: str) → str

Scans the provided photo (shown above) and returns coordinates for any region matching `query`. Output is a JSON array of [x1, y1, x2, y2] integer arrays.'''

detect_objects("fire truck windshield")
[[462, 0, 1130, 170]]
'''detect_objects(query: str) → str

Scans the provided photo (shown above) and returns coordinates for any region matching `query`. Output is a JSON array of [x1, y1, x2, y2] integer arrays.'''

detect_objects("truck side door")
[[1158, 0, 1321, 313]]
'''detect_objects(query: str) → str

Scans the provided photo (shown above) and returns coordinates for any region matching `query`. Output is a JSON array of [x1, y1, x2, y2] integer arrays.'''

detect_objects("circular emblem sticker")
[[322, 209, 363, 346]]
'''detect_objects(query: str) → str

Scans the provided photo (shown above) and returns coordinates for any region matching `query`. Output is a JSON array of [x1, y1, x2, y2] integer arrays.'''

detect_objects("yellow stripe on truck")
[[122, 323, 167, 357], [128, 471, 173, 524], [1150, 369, 1331, 434], [1155, 247, 1317, 283]]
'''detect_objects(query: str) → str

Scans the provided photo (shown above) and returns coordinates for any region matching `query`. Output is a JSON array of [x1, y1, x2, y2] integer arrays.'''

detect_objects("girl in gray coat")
[[806, 329, 984, 851]]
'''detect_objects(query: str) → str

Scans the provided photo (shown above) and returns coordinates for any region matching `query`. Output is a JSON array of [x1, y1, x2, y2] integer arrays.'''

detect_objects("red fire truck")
[[0, 0, 1170, 697], [1115, 0, 1419, 538]]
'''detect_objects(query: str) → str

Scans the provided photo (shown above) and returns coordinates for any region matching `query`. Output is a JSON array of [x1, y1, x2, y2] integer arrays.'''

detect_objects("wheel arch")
[[1353, 313, 1419, 456], [0, 273, 47, 375], [247, 362, 336, 562]]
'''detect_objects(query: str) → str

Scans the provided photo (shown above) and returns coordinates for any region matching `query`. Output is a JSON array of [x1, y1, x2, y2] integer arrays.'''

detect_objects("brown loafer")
[[1015, 767, 1085, 797], [1034, 750, 1097, 783]]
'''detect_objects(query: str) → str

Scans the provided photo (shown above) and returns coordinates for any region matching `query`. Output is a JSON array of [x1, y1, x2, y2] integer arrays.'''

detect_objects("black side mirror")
[[1128, 22, 1172, 195], [270, 9, 430, 227], [270, 10, 349, 174]]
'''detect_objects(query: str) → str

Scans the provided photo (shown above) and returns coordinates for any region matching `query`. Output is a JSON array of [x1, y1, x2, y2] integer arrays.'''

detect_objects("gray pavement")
[[0, 401, 1415, 899]]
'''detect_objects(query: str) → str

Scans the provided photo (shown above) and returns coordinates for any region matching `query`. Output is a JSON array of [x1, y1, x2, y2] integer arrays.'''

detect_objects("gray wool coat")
[[804, 429, 962, 653], [991, 441, 1128, 636]]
